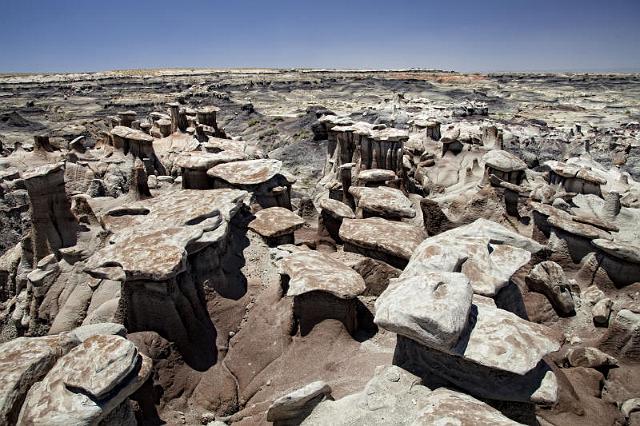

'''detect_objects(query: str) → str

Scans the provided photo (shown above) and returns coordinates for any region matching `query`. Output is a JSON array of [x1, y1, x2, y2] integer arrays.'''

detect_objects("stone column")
[[340, 163, 355, 209], [603, 191, 621, 219], [168, 103, 180, 133], [426, 121, 441, 141], [118, 111, 137, 128], [33, 135, 56, 152], [22, 163, 78, 263], [129, 159, 152, 200]]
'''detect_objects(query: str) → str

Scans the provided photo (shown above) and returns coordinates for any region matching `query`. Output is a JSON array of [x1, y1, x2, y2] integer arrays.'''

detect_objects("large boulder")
[[300, 365, 520, 425], [279, 250, 365, 299], [0, 333, 80, 425], [339, 217, 426, 268], [375, 271, 473, 351], [18, 335, 152, 425]]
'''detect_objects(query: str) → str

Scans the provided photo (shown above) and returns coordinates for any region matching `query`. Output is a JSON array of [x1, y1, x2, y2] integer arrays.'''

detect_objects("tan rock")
[[280, 250, 365, 299], [248, 207, 305, 238], [339, 217, 426, 266], [207, 158, 282, 185], [0, 334, 80, 425], [17, 335, 151, 425]]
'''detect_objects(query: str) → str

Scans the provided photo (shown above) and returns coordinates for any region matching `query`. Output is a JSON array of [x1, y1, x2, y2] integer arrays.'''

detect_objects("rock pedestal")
[[22, 163, 78, 263]]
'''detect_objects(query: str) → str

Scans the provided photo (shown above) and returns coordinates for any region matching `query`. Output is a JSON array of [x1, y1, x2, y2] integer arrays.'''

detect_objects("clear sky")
[[1, 0, 639, 73]]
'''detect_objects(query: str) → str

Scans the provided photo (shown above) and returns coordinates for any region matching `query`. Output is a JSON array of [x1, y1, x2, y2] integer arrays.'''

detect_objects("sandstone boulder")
[[375, 271, 473, 351], [18, 335, 152, 425], [266, 381, 332, 423], [280, 250, 365, 299], [339, 217, 426, 268], [349, 186, 415, 219], [248, 207, 305, 244], [0, 333, 80, 425]]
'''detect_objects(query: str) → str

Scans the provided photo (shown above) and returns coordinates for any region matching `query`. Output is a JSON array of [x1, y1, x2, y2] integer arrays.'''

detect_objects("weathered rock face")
[[22, 163, 78, 263], [599, 309, 640, 361], [18, 335, 151, 425], [339, 217, 426, 268], [299, 365, 519, 425], [526, 261, 575, 316], [84, 189, 246, 368], [0, 333, 80, 425]]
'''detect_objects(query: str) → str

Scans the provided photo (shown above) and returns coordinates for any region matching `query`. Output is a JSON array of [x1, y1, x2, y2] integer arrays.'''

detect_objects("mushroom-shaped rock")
[[248, 207, 305, 245], [598, 310, 640, 361], [393, 296, 560, 403], [483, 150, 527, 185], [207, 159, 292, 209], [339, 218, 426, 268], [110, 126, 165, 175], [175, 151, 246, 189], [280, 250, 365, 299], [375, 271, 473, 351], [546, 160, 607, 196], [117, 110, 137, 128], [84, 189, 245, 367], [267, 381, 332, 423], [349, 186, 415, 219], [318, 198, 355, 244], [110, 125, 154, 145], [87, 189, 246, 281], [591, 239, 640, 287], [17, 335, 151, 425], [207, 158, 282, 185], [319, 198, 355, 220], [0, 333, 80, 425], [280, 250, 365, 335]]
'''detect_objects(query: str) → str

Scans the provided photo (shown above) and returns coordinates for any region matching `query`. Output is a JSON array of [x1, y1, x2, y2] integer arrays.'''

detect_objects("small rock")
[[267, 381, 332, 422], [592, 298, 613, 326]]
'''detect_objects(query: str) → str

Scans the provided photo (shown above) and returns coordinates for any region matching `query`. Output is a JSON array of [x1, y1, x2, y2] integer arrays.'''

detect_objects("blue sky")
[[1, 0, 639, 72]]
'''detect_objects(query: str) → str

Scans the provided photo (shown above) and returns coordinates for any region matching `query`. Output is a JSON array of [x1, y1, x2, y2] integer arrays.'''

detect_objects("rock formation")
[[0, 69, 638, 425]]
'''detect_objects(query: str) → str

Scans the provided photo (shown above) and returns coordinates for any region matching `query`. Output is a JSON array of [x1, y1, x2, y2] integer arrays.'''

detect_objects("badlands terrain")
[[0, 68, 639, 425]]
